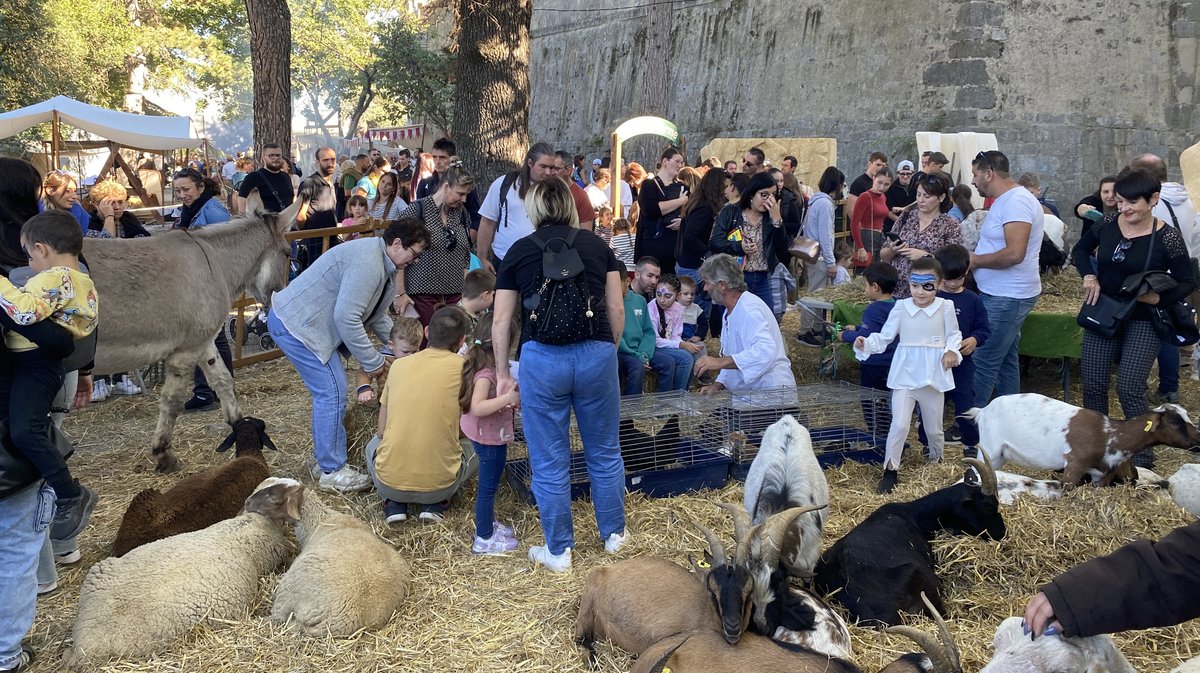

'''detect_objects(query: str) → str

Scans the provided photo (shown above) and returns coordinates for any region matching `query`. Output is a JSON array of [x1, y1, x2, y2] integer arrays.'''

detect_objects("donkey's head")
[[241, 191, 300, 308]]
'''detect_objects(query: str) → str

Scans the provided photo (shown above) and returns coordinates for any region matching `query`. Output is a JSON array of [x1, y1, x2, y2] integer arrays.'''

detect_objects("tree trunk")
[[244, 0, 292, 160], [344, 68, 376, 140], [452, 0, 531, 186]]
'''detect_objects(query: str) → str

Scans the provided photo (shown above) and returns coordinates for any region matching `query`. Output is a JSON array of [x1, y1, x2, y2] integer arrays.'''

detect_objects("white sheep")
[[1173, 654, 1200, 672], [980, 616, 1136, 673], [1169, 463, 1200, 517], [742, 414, 829, 578], [64, 477, 302, 666], [963, 394, 1200, 488], [270, 489, 411, 636]]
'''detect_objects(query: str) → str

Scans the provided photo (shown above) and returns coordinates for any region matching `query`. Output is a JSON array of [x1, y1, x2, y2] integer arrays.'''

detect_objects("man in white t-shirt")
[[969, 150, 1044, 407], [476, 141, 557, 272], [585, 168, 613, 210]]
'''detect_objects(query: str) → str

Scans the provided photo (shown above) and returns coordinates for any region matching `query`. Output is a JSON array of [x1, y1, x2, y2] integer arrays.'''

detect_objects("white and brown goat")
[[963, 394, 1200, 489]]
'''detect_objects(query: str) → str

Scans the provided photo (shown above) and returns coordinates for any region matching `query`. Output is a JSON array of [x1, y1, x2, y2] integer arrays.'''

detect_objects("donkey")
[[84, 193, 298, 473]]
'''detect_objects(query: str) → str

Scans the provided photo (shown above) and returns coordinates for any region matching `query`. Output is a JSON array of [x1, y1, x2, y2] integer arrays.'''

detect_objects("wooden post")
[[50, 110, 61, 171], [610, 131, 622, 219]]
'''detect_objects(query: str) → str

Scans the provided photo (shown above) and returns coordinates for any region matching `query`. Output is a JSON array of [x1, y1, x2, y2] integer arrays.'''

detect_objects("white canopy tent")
[[0, 95, 199, 152], [0, 96, 201, 216]]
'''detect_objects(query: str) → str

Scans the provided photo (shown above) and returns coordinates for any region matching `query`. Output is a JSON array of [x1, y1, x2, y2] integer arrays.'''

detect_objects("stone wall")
[[529, 0, 1199, 210]]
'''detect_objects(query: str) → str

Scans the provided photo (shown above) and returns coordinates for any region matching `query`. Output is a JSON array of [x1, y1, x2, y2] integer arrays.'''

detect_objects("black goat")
[[812, 458, 1005, 626]]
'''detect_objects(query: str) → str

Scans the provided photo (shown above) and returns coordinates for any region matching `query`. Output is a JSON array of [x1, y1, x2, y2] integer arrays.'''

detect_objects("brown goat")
[[111, 417, 276, 557]]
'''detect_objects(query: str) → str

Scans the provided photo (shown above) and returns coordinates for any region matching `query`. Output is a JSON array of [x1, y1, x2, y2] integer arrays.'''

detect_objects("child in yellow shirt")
[[0, 210, 99, 542]]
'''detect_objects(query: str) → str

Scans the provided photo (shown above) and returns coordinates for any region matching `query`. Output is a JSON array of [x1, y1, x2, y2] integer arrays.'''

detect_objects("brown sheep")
[[111, 417, 276, 557]]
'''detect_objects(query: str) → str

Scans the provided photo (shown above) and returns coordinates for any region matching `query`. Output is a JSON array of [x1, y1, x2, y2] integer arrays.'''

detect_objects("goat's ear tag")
[[1144, 420, 1155, 432], [696, 559, 710, 569]]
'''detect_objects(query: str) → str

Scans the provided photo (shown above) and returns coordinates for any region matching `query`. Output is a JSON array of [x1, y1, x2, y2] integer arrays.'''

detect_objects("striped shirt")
[[610, 233, 635, 267]]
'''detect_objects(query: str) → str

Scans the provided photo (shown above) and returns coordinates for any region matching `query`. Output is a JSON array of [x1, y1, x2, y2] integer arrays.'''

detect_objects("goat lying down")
[[963, 394, 1200, 488], [631, 593, 962, 673], [743, 414, 830, 578], [953, 466, 1170, 506], [980, 616, 1136, 673]]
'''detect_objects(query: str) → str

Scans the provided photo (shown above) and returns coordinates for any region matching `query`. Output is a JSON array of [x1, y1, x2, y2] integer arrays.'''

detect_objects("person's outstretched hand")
[[74, 373, 93, 410], [1023, 592, 1063, 640]]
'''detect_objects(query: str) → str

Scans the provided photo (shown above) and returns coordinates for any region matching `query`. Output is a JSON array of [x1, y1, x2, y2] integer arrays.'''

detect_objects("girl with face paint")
[[852, 256, 963, 494]]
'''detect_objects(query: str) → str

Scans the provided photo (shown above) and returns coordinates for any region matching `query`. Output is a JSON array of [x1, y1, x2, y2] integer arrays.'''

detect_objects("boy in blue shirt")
[[919, 244, 990, 457], [837, 262, 898, 437]]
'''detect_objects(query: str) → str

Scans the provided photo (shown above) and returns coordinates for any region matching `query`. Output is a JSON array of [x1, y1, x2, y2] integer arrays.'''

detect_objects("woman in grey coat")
[[267, 218, 429, 492]]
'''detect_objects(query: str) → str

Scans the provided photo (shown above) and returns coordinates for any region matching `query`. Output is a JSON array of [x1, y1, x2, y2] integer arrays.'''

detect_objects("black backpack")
[[523, 228, 597, 344]]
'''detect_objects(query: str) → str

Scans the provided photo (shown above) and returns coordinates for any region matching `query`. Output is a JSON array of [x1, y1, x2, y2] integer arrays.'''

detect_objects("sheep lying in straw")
[[64, 477, 302, 667], [111, 416, 277, 557], [1169, 463, 1200, 517], [271, 489, 411, 636]]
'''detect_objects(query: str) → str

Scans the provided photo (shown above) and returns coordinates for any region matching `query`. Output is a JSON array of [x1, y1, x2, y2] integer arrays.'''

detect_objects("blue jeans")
[[617, 352, 647, 396], [744, 270, 772, 313], [1158, 343, 1180, 395], [473, 441, 507, 539], [0, 481, 54, 670], [519, 340, 625, 555], [267, 310, 348, 472], [650, 347, 693, 392], [973, 293, 1038, 407], [675, 265, 710, 339]]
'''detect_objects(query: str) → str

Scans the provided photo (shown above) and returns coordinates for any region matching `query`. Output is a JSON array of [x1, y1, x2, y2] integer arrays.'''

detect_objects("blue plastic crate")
[[728, 425, 886, 480], [505, 440, 731, 504]]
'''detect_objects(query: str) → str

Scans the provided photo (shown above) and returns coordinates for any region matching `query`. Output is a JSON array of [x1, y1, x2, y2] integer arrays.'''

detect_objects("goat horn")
[[688, 517, 728, 567], [885, 593, 962, 673], [716, 502, 752, 544], [738, 503, 826, 569], [963, 456, 998, 497]]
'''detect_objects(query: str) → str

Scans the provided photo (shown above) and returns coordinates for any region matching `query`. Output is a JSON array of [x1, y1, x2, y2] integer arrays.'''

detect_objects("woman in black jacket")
[[634, 148, 689, 273], [1070, 169, 1194, 468], [86, 180, 151, 239], [675, 168, 729, 339], [708, 171, 789, 310]]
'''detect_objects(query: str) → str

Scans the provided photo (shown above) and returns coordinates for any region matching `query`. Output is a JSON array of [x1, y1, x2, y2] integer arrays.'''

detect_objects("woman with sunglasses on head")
[[1070, 168, 1194, 469], [41, 170, 91, 234], [881, 173, 962, 298], [850, 165, 894, 272], [709, 171, 789, 313], [394, 165, 475, 326]]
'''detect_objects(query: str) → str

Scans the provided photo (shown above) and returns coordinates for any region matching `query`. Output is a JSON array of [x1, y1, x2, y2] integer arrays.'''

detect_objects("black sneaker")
[[1131, 448, 1156, 469], [795, 331, 824, 348], [183, 395, 219, 413], [944, 427, 964, 446], [51, 483, 98, 542], [962, 445, 979, 460], [418, 500, 449, 522], [383, 500, 407, 525], [876, 469, 899, 494]]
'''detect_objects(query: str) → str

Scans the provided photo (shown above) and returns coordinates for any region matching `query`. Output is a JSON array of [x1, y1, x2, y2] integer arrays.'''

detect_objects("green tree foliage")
[[374, 12, 456, 135]]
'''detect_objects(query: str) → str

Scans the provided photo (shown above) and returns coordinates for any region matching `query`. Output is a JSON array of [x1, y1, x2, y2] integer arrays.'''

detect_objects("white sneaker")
[[528, 545, 572, 572], [55, 549, 81, 565], [90, 379, 109, 402], [317, 464, 372, 492], [37, 580, 57, 596], [111, 377, 142, 395], [604, 530, 629, 554]]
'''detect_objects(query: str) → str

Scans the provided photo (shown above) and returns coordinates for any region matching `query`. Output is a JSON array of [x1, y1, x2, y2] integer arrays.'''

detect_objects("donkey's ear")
[[276, 197, 302, 234], [244, 188, 265, 216]]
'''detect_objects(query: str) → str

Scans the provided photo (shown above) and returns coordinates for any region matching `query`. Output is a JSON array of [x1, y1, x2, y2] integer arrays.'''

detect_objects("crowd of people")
[[2, 133, 1200, 671]]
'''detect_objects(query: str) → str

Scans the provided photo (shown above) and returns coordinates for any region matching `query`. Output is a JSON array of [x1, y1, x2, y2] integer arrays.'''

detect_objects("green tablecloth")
[[832, 300, 1082, 359]]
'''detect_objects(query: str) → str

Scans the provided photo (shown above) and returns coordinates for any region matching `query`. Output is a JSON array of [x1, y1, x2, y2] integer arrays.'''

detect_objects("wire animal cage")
[[713, 382, 893, 479], [505, 390, 734, 504]]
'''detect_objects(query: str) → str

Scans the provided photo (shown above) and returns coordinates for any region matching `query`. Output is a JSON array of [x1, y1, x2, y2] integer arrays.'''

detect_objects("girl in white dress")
[[853, 257, 962, 494]]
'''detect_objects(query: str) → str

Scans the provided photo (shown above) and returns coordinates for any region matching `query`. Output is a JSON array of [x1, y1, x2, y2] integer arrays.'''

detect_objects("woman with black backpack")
[[492, 179, 627, 573]]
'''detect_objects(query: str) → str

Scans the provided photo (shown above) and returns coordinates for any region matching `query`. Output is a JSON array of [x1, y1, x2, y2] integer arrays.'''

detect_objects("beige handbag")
[[788, 234, 821, 262]]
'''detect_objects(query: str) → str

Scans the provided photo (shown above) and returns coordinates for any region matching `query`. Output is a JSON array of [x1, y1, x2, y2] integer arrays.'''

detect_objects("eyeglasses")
[[443, 226, 457, 252], [911, 282, 937, 292], [1113, 238, 1133, 263], [974, 151, 1002, 170], [173, 168, 202, 181], [898, 170, 914, 175]]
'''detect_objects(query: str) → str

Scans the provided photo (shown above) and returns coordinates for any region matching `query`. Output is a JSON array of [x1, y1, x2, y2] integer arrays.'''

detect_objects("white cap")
[[897, 160, 914, 171], [592, 158, 602, 166]]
